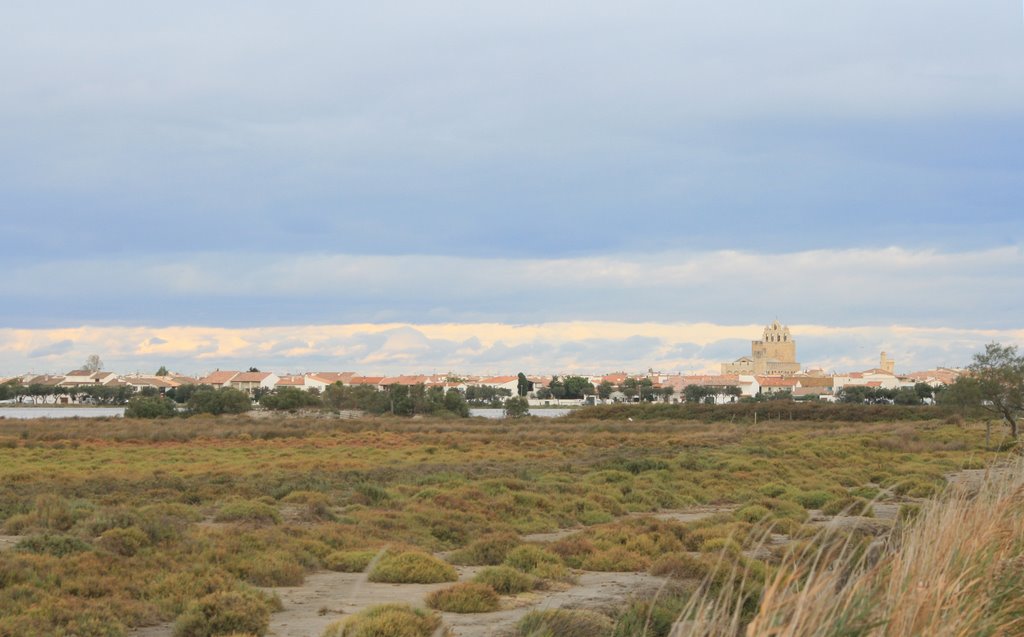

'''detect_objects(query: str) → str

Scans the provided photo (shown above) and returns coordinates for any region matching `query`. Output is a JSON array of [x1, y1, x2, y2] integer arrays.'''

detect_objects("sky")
[[2, 1, 1022, 376]]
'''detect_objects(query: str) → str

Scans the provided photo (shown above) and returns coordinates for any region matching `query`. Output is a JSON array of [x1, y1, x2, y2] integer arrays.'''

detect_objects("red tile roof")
[[199, 371, 239, 385]]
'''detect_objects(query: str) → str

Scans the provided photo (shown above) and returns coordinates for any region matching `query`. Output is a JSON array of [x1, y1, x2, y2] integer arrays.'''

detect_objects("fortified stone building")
[[721, 320, 801, 376]]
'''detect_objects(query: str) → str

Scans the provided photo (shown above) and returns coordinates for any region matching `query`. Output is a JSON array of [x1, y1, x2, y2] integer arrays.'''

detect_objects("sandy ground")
[[129, 466, 1003, 637], [133, 566, 670, 637], [0, 535, 21, 551]]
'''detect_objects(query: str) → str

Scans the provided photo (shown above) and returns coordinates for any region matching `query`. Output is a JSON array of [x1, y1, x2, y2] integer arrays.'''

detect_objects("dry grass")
[[676, 458, 1024, 636]]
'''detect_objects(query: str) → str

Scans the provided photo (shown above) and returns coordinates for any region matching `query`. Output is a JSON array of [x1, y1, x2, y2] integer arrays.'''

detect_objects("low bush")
[[214, 501, 281, 525], [649, 553, 711, 581], [516, 609, 614, 637], [473, 565, 537, 594], [425, 582, 500, 613], [580, 546, 650, 572], [446, 533, 519, 566], [612, 591, 689, 637], [324, 550, 379, 573], [16, 534, 92, 557], [504, 545, 562, 573], [322, 603, 443, 637], [172, 589, 272, 637], [821, 496, 874, 517], [368, 552, 457, 584], [735, 504, 771, 524], [97, 526, 149, 556]]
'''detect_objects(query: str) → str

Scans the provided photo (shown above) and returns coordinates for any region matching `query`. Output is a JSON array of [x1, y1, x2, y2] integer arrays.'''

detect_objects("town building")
[[721, 320, 801, 376]]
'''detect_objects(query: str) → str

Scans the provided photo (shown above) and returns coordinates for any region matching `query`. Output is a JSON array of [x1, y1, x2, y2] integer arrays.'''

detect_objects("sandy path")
[[0, 535, 21, 551], [265, 567, 668, 637]]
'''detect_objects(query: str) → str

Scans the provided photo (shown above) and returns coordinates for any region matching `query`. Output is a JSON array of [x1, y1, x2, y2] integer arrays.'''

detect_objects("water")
[[0, 407, 126, 419], [469, 408, 573, 419], [0, 407, 572, 420]]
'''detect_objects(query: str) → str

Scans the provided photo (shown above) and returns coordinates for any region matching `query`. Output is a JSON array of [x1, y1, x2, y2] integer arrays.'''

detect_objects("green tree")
[[188, 388, 251, 415], [443, 388, 470, 417], [968, 343, 1024, 438], [155, 366, 169, 377], [503, 396, 530, 418], [548, 377, 566, 400], [938, 376, 982, 417], [562, 376, 595, 400], [259, 387, 323, 411], [517, 373, 531, 397], [125, 396, 177, 418], [597, 380, 614, 400]]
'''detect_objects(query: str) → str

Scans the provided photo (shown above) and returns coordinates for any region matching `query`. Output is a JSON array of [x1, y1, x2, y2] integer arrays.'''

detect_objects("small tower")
[[880, 352, 895, 374]]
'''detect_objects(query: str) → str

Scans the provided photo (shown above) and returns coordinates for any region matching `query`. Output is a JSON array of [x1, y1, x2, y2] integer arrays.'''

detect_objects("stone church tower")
[[721, 320, 801, 376]]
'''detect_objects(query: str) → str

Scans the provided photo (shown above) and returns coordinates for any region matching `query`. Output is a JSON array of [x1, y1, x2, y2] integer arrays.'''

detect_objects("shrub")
[[324, 550, 378, 573], [214, 501, 281, 525], [172, 589, 271, 637], [473, 565, 536, 594], [580, 547, 650, 572], [700, 537, 742, 556], [516, 609, 614, 637], [368, 552, 457, 584], [125, 396, 178, 419], [446, 533, 519, 566], [322, 604, 443, 637], [793, 490, 835, 509], [97, 526, 149, 556], [425, 582, 500, 613], [16, 534, 92, 557], [235, 551, 305, 586], [649, 553, 711, 581], [821, 496, 874, 517], [612, 592, 688, 637], [504, 545, 562, 573], [735, 504, 772, 524]]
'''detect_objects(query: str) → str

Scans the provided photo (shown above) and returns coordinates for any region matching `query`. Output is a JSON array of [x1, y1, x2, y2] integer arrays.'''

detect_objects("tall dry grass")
[[676, 458, 1024, 637]]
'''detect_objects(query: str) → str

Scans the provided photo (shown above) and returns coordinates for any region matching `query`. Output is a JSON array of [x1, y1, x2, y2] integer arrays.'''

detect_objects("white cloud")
[[8, 246, 1024, 329], [1, 320, 1021, 378]]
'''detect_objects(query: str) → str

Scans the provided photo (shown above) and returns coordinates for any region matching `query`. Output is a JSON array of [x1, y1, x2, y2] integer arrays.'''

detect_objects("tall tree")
[[517, 372, 530, 397], [155, 366, 169, 377], [83, 354, 103, 373], [968, 343, 1024, 438]]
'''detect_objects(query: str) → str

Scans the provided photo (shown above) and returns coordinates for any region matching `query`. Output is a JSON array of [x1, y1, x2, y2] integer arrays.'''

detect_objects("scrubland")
[[0, 409, 1015, 636]]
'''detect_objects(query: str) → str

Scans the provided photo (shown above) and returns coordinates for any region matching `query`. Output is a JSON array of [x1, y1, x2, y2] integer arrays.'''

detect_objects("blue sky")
[[1, 1, 1022, 375]]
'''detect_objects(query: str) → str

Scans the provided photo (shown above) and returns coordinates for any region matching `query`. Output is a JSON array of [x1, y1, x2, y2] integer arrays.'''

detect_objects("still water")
[[0, 407, 126, 419], [0, 407, 572, 420]]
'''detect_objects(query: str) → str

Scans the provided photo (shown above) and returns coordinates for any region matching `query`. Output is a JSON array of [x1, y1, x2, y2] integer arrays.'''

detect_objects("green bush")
[[425, 582, 500, 613], [735, 504, 771, 524], [322, 604, 443, 637], [516, 609, 614, 637], [794, 490, 835, 509], [504, 545, 562, 573], [821, 496, 874, 517], [580, 547, 649, 572], [15, 534, 92, 557], [324, 550, 379, 573], [172, 589, 272, 637], [446, 533, 519, 566], [649, 553, 711, 581], [125, 396, 178, 418], [368, 552, 457, 584], [472, 565, 536, 594], [97, 526, 149, 557], [612, 592, 688, 637], [214, 501, 281, 525]]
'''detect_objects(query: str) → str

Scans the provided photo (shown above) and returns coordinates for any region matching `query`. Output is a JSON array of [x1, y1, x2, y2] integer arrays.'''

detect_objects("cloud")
[[6, 247, 1023, 330], [0, 2, 1021, 263], [1, 321, 1021, 377], [28, 339, 74, 359]]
